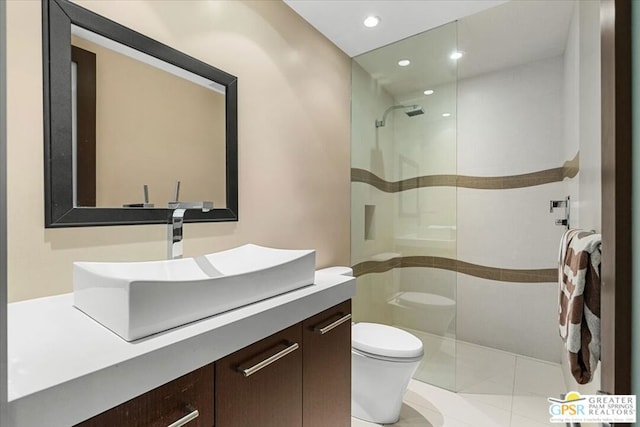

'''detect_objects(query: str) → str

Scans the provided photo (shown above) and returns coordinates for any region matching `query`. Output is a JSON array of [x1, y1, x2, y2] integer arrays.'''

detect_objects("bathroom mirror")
[[43, 0, 238, 227]]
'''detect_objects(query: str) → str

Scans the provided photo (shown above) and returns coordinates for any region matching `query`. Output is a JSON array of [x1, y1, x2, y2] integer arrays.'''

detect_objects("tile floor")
[[351, 337, 571, 427]]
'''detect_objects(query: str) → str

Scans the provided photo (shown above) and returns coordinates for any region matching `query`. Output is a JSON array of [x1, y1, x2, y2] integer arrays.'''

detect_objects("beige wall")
[[6, 0, 351, 302]]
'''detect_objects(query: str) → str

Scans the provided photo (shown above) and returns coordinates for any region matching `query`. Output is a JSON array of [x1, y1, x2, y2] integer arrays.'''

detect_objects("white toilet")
[[351, 322, 424, 424], [317, 266, 424, 424]]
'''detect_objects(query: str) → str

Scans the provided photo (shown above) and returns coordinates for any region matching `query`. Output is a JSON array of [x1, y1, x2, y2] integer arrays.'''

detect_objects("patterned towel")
[[558, 229, 602, 384]]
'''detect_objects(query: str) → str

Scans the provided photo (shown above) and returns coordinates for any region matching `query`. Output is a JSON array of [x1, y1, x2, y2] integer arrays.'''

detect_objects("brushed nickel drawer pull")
[[314, 313, 352, 335], [238, 341, 299, 377], [167, 406, 199, 427]]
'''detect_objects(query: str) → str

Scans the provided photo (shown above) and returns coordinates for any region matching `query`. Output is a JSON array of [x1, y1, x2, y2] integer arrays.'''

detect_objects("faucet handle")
[[123, 184, 154, 208], [167, 181, 213, 212], [172, 180, 181, 203]]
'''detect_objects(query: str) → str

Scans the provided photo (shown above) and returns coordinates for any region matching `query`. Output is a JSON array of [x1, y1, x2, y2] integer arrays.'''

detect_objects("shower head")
[[375, 104, 424, 128], [405, 105, 425, 117]]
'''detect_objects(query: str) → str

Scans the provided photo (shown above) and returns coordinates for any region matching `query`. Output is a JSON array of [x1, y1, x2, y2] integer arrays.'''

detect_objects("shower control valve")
[[549, 199, 567, 213], [549, 196, 570, 229]]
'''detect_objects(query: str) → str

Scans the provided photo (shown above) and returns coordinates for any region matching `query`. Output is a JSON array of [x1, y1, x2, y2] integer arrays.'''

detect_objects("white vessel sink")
[[73, 244, 316, 341]]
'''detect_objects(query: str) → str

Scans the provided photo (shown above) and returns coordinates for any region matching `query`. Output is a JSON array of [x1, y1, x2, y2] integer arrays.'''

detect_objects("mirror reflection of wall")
[[70, 30, 227, 209]]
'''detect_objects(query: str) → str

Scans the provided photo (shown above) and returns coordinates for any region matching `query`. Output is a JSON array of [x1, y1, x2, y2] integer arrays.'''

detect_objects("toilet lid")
[[352, 322, 424, 359], [398, 292, 455, 309]]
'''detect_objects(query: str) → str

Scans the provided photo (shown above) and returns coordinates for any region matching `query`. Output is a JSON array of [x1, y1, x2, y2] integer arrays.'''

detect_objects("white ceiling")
[[282, 0, 509, 58], [284, 0, 576, 99], [457, 0, 575, 80]]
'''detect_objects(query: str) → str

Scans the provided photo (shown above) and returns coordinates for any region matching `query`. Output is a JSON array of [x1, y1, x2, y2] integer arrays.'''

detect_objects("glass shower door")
[[350, 21, 458, 391]]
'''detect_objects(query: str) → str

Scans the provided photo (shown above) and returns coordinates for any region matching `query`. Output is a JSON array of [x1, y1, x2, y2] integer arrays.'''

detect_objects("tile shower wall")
[[351, 62, 396, 265], [351, 61, 397, 324], [456, 55, 570, 363]]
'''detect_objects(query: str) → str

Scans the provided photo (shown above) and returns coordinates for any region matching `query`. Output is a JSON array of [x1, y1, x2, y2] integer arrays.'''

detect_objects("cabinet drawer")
[[215, 323, 303, 427], [303, 300, 352, 427], [74, 363, 214, 427]]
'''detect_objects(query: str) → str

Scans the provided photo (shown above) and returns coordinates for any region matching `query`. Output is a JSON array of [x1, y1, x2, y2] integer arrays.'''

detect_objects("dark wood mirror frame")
[[42, 0, 238, 227]]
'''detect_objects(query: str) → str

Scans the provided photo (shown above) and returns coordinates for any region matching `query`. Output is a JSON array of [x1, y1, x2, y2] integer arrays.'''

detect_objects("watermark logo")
[[548, 391, 636, 423]]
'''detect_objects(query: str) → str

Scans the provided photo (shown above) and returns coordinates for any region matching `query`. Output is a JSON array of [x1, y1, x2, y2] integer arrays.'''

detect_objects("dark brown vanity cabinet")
[[215, 300, 352, 427], [74, 363, 214, 427], [302, 299, 352, 427], [74, 300, 351, 427], [215, 324, 303, 427]]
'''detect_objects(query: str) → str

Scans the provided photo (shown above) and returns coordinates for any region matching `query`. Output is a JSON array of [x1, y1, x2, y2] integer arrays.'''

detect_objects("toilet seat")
[[352, 322, 424, 360]]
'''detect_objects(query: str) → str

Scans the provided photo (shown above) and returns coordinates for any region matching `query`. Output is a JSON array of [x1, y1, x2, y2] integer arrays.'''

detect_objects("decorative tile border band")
[[351, 153, 579, 192], [352, 256, 557, 283]]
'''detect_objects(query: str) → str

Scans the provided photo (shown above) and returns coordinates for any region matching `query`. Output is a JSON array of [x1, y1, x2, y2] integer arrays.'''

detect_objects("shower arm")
[[375, 105, 419, 128]]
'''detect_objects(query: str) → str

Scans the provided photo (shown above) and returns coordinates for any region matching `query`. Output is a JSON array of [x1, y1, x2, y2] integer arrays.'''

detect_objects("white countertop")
[[7, 271, 355, 427]]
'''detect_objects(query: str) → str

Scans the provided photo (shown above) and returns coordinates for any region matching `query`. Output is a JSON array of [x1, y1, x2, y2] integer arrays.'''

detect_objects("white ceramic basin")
[[73, 244, 316, 341]]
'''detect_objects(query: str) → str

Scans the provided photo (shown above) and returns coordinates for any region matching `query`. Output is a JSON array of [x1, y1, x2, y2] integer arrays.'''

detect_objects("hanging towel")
[[558, 229, 602, 384]]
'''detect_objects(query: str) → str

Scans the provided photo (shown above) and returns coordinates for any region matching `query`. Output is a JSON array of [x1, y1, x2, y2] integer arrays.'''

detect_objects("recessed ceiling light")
[[423, 89, 435, 95], [442, 112, 451, 117], [398, 59, 411, 67], [363, 16, 380, 28], [450, 51, 464, 60]]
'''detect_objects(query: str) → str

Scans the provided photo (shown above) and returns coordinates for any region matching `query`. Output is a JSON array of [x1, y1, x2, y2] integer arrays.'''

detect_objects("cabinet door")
[[302, 300, 352, 427], [215, 323, 303, 427], [74, 363, 214, 427]]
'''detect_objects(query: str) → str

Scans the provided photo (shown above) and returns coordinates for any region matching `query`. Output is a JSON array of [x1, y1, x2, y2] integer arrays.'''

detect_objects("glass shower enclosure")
[[350, 22, 458, 391]]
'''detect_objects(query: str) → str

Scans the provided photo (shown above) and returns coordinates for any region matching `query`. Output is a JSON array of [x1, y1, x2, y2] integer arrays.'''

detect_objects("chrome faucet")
[[167, 180, 213, 259], [168, 208, 187, 259]]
